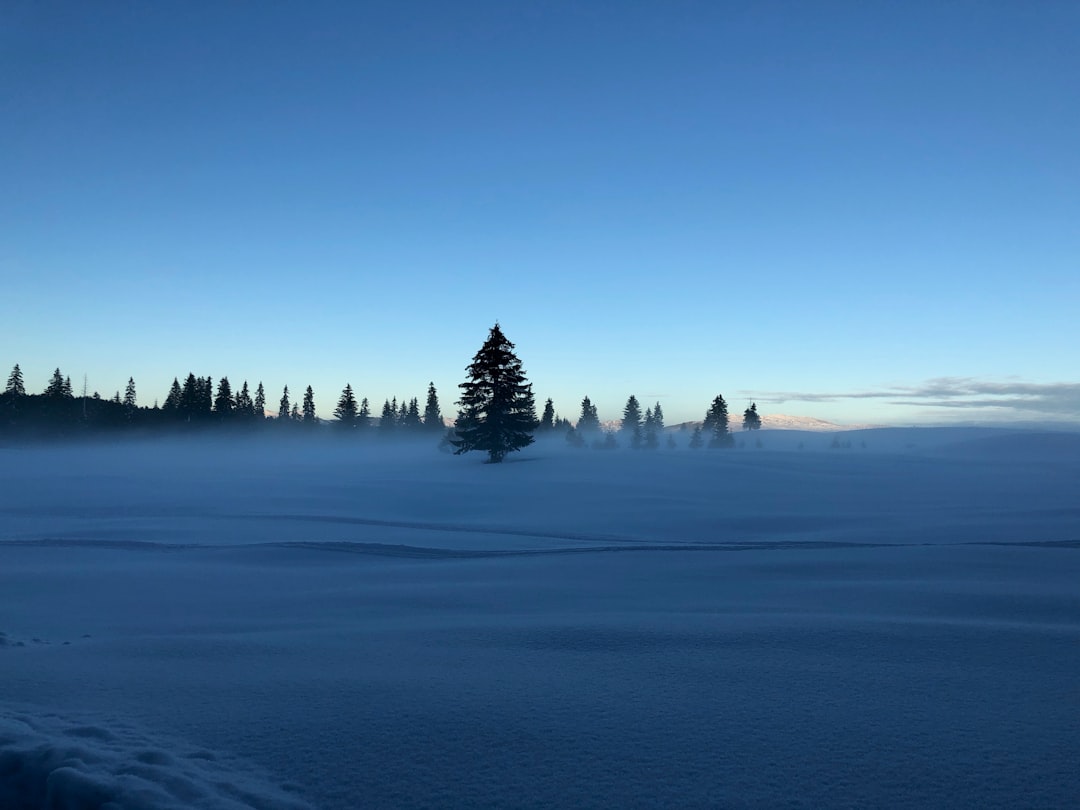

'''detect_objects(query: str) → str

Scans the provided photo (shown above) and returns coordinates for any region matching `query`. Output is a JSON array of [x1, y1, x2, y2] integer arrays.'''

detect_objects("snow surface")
[[2, 429, 1078, 808]]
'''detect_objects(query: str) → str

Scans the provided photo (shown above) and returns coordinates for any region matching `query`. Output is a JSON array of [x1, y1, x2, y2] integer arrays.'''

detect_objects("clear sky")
[[3, 1, 1078, 426]]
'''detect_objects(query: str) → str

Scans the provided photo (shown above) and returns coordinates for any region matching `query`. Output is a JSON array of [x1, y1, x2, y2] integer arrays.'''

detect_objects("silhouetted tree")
[[643, 407, 658, 449], [689, 425, 704, 449], [254, 382, 266, 419], [703, 395, 733, 448], [621, 395, 642, 446], [379, 399, 396, 433], [235, 381, 254, 418], [278, 386, 291, 421], [163, 378, 182, 414], [403, 397, 422, 430], [423, 382, 443, 431], [302, 386, 316, 424], [63, 376, 73, 398], [123, 377, 137, 421], [537, 398, 555, 432], [452, 323, 536, 463], [577, 396, 600, 434], [334, 384, 358, 429], [44, 368, 66, 398], [742, 402, 762, 430], [5, 365, 25, 397], [652, 403, 664, 431], [214, 377, 234, 418], [358, 397, 371, 430]]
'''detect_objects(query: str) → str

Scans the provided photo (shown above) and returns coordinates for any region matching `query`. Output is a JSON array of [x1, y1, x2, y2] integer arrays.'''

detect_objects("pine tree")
[[254, 382, 266, 419], [180, 374, 200, 419], [621, 395, 642, 442], [123, 377, 137, 420], [302, 386, 316, 424], [404, 397, 422, 430], [536, 398, 555, 432], [452, 323, 536, 463], [577, 396, 600, 434], [398, 399, 408, 425], [358, 397, 371, 430], [643, 407, 658, 449], [703, 395, 734, 448], [62, 376, 73, 398], [423, 382, 443, 431], [5, 364, 25, 396], [742, 402, 762, 430], [334, 384, 358, 429], [235, 381, 254, 418], [214, 377, 234, 418], [652, 403, 664, 432], [278, 386, 291, 420], [689, 425, 704, 449], [163, 378, 182, 413], [44, 368, 66, 398], [291, 402, 301, 421], [379, 399, 396, 433]]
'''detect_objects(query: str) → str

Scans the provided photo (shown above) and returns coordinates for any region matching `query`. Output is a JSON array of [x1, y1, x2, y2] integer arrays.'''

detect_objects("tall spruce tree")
[[123, 377, 137, 420], [358, 397, 371, 429], [742, 402, 762, 430], [235, 381, 254, 418], [577, 396, 600, 434], [703, 395, 734, 448], [163, 378, 182, 413], [278, 386, 291, 420], [254, 382, 266, 419], [45, 368, 66, 398], [302, 386, 317, 424], [5, 364, 25, 396], [452, 323, 536, 463], [423, 382, 443, 431], [404, 397, 422, 430], [538, 398, 555, 432], [334, 384, 358, 429], [214, 377, 234, 418], [379, 399, 396, 433], [621, 395, 642, 447]]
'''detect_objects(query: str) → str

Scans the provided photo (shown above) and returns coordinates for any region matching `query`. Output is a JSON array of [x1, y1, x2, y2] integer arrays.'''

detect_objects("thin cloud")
[[747, 378, 1080, 418]]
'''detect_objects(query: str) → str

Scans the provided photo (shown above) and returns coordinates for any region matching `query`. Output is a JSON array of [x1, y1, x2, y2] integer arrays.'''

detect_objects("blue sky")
[[3, 1, 1078, 426]]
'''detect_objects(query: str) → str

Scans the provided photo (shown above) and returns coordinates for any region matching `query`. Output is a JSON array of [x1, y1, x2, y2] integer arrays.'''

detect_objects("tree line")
[[2, 331, 761, 453]]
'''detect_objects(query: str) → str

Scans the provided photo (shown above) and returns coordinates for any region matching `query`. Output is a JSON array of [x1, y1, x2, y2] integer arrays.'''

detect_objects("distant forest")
[[0, 363, 760, 447]]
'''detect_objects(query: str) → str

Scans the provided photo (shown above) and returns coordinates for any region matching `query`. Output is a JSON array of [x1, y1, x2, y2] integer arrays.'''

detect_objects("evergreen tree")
[[358, 397, 371, 430], [398, 399, 408, 425], [423, 382, 443, 431], [163, 378, 182, 413], [703, 395, 734, 448], [180, 374, 200, 418], [254, 382, 266, 419], [63, 376, 73, 398], [214, 377, 234, 418], [621, 395, 642, 442], [689, 425, 704, 449], [334, 384, 358, 429], [537, 398, 555, 432], [123, 377, 137, 420], [577, 396, 600, 434], [379, 399, 396, 433], [278, 386, 291, 420], [199, 376, 213, 415], [452, 323, 536, 463], [652, 403, 665, 431], [291, 402, 301, 421], [235, 381, 254, 418], [44, 368, 66, 398], [5, 364, 25, 396], [643, 407, 658, 449], [302, 386, 316, 424], [404, 397, 422, 430], [742, 402, 762, 430]]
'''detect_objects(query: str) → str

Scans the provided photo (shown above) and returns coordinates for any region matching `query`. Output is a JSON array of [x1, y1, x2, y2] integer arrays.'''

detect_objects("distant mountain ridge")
[[668, 413, 877, 432]]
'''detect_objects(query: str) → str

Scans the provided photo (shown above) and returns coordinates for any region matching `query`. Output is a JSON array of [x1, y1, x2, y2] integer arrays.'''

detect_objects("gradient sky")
[[3, 1, 1078, 426]]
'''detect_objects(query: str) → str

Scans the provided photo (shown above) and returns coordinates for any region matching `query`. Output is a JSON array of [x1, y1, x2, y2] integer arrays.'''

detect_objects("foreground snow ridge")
[[0, 710, 312, 810]]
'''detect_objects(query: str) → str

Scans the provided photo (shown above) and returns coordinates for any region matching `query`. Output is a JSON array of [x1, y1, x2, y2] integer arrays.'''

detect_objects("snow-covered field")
[[2, 428, 1079, 808]]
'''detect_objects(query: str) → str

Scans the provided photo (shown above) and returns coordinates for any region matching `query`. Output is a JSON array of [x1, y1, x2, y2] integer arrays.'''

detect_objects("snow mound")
[[0, 708, 313, 810]]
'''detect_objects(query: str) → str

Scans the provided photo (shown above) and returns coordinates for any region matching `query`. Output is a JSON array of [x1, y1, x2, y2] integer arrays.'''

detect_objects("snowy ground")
[[2, 428, 1079, 808]]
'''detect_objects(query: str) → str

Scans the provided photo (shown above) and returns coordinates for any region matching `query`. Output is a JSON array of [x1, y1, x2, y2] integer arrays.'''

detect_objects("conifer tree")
[[537, 398, 555, 432], [334, 384, 358, 429], [291, 402, 301, 421], [235, 381, 254, 418], [379, 399, 396, 433], [302, 386, 316, 424], [577, 396, 600, 434], [423, 382, 443, 431], [254, 382, 266, 419], [180, 374, 200, 418], [398, 399, 408, 425], [689, 425, 704, 449], [452, 323, 536, 463], [5, 364, 25, 396], [214, 377, 234, 417], [703, 395, 734, 448], [643, 407, 658, 449], [621, 395, 642, 442], [278, 386, 291, 421], [742, 402, 762, 430], [358, 397, 371, 429], [123, 377, 137, 420], [63, 376, 73, 398], [163, 378, 182, 413], [44, 369, 66, 398], [653, 403, 664, 431], [404, 397, 422, 430]]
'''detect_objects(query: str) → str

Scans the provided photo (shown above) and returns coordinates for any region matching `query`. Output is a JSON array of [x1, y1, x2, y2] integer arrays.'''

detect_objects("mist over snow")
[[2, 428, 1079, 808]]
